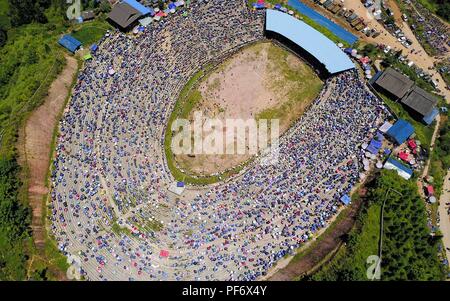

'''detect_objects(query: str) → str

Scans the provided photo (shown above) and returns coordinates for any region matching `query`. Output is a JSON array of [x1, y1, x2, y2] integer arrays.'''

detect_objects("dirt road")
[[302, 0, 449, 101], [343, 0, 450, 101], [417, 114, 441, 198], [17, 55, 78, 250]]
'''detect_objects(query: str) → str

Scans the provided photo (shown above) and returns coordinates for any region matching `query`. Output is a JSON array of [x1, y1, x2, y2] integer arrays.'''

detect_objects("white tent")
[[379, 121, 393, 133], [139, 17, 153, 27]]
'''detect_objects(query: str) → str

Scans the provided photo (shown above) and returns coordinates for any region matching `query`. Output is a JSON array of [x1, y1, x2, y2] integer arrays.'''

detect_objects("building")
[[371, 67, 414, 100], [371, 68, 439, 124], [265, 9, 355, 76], [384, 157, 413, 180], [386, 119, 414, 145], [107, 2, 142, 30], [401, 86, 438, 124], [58, 35, 82, 53], [81, 10, 95, 21]]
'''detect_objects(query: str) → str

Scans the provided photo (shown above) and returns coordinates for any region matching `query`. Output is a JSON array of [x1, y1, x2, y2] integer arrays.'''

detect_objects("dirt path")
[[417, 114, 441, 197], [438, 174, 450, 264], [301, 0, 450, 101], [267, 198, 363, 281], [17, 55, 78, 250], [344, 0, 450, 101]]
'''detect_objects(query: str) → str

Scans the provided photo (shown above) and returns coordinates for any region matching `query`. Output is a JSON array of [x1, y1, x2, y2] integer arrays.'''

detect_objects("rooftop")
[[374, 67, 414, 99], [401, 86, 438, 117], [265, 9, 355, 74]]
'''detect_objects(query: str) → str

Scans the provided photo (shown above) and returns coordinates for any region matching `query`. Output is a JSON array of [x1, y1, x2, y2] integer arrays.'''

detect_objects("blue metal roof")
[[386, 157, 413, 177], [340, 195, 351, 205], [423, 107, 439, 125], [265, 9, 355, 74], [58, 35, 82, 53], [287, 0, 358, 45], [123, 0, 154, 16], [386, 119, 414, 145], [367, 138, 382, 154]]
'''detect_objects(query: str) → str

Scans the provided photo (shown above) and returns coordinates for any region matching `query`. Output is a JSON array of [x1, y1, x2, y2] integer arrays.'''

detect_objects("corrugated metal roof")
[[401, 85, 438, 117], [374, 67, 414, 99], [58, 35, 82, 53], [108, 2, 142, 29], [265, 9, 355, 74], [386, 119, 415, 145], [123, 0, 154, 16]]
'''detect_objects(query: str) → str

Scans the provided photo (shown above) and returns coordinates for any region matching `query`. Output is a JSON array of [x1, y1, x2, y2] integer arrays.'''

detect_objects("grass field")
[[70, 19, 112, 46]]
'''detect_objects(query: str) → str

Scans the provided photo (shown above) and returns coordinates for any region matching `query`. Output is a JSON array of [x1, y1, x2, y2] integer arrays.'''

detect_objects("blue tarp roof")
[[90, 44, 98, 52], [253, 3, 265, 9], [386, 119, 414, 145], [58, 35, 82, 53], [340, 195, 351, 205], [287, 0, 358, 45], [265, 9, 355, 74], [123, 0, 154, 16], [423, 107, 439, 125], [177, 182, 185, 188], [367, 139, 383, 154]]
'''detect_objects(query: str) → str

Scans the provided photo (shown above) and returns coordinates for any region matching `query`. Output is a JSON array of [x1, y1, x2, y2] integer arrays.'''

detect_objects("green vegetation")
[[416, 0, 450, 22], [429, 113, 450, 199], [70, 19, 111, 45], [308, 170, 446, 281], [0, 158, 31, 280], [256, 44, 323, 122], [111, 222, 132, 236], [0, 0, 111, 279]]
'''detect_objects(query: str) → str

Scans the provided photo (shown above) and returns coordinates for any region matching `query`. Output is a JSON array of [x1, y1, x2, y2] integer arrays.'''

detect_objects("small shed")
[[58, 35, 82, 53], [386, 119, 414, 145]]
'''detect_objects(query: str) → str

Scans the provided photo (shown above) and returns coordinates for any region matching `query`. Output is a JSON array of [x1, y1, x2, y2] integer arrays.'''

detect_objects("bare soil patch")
[[174, 42, 322, 176], [17, 55, 78, 279]]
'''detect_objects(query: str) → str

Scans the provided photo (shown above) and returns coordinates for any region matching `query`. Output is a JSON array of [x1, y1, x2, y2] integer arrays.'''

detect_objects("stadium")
[[50, 0, 389, 281]]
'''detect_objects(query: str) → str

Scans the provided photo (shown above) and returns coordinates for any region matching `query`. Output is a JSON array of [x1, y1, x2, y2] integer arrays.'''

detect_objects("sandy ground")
[[175, 42, 321, 175], [342, 0, 450, 100], [17, 55, 78, 250]]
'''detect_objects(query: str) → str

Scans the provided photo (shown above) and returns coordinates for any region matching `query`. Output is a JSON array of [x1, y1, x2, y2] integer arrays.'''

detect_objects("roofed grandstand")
[[50, 0, 388, 281], [265, 9, 355, 75]]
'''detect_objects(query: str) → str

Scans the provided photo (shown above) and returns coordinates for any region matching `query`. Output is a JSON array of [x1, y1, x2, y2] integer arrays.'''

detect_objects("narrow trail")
[[17, 54, 78, 276], [417, 114, 441, 198]]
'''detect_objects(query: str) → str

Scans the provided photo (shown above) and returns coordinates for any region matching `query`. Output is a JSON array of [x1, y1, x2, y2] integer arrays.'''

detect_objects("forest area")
[[307, 170, 447, 281], [0, 0, 108, 280]]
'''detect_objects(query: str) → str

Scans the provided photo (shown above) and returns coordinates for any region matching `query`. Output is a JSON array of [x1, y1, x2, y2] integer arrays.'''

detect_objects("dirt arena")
[[174, 41, 323, 176]]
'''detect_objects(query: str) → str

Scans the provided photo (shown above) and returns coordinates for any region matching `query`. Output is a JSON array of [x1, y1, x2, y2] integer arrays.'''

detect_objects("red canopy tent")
[[408, 139, 417, 149], [159, 250, 169, 258], [426, 185, 434, 196], [398, 151, 409, 162]]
